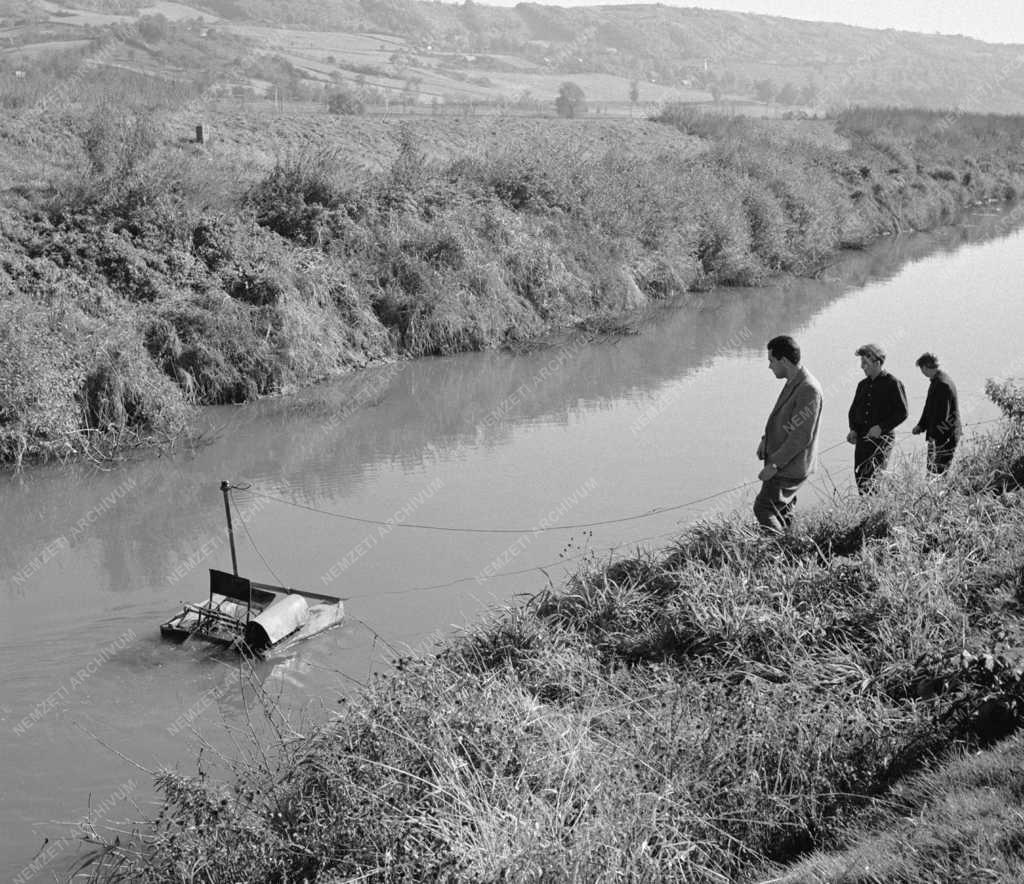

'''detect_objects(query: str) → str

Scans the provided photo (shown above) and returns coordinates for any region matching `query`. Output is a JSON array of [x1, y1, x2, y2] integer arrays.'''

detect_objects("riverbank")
[[75, 388, 1024, 881], [3, 106, 1024, 466]]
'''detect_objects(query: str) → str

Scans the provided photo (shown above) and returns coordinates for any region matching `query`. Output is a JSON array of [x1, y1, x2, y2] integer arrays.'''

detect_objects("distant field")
[[223, 21, 711, 107], [1, 37, 89, 57], [482, 71, 710, 104], [1, 14, 706, 112], [227, 24, 407, 56], [32, 0, 215, 25], [32, 0, 132, 28], [138, 1, 218, 22], [165, 102, 709, 175]]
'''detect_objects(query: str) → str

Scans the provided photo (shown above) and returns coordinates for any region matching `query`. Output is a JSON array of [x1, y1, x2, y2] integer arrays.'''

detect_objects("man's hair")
[[855, 343, 886, 364], [915, 352, 939, 369], [767, 335, 800, 365]]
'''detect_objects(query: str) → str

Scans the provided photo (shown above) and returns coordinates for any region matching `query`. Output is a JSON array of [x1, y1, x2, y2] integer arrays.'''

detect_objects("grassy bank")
[[77, 390, 1024, 881], [4, 106, 1024, 465]]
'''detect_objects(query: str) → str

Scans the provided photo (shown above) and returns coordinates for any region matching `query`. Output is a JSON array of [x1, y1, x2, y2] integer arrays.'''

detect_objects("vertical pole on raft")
[[221, 480, 239, 577], [220, 480, 250, 627]]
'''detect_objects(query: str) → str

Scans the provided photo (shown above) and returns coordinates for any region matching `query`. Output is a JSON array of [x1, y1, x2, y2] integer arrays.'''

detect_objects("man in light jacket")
[[754, 335, 824, 533]]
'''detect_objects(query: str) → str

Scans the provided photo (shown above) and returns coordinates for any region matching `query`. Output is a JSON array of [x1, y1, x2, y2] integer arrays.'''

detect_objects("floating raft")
[[160, 481, 343, 656], [160, 568, 344, 657]]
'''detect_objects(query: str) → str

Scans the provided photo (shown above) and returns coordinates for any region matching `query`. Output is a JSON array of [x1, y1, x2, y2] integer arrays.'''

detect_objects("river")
[[2, 205, 1023, 878]]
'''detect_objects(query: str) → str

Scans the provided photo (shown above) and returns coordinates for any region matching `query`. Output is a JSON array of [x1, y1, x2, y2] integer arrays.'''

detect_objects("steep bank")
[[76, 391, 1024, 880], [3, 107, 1024, 466]]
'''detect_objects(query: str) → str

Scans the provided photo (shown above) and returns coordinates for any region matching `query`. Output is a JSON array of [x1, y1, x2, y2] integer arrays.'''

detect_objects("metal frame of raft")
[[159, 481, 344, 656]]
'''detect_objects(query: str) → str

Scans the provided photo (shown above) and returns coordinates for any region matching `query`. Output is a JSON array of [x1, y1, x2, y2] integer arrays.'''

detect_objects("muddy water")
[[2, 206, 1023, 877]]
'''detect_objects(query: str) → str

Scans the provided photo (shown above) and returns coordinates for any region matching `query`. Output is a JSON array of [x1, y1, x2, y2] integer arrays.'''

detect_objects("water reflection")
[[1, 207, 1020, 604]]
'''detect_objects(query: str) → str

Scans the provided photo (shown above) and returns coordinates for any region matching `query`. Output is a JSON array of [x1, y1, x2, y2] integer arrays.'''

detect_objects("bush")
[[0, 296, 85, 464], [326, 89, 365, 115], [246, 149, 347, 244], [0, 283, 188, 466], [555, 81, 587, 118], [76, 103, 160, 181], [986, 378, 1024, 422]]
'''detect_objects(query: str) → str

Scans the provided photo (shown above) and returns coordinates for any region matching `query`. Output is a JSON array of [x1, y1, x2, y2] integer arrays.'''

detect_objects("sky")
[[473, 1, 1024, 46]]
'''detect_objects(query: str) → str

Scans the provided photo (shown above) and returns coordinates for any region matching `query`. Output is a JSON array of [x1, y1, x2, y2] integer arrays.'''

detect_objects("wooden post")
[[220, 480, 238, 577]]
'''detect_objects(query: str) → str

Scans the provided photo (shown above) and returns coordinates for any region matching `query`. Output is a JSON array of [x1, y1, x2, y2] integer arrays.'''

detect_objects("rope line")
[[336, 426, 986, 604], [221, 418, 1006, 603], [234, 423, 992, 537], [241, 486, 688, 535], [240, 438, 855, 536], [343, 524, 693, 602], [231, 494, 287, 588]]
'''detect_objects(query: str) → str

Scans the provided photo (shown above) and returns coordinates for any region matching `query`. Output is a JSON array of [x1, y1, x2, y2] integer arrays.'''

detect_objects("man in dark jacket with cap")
[[911, 352, 961, 474], [847, 343, 908, 493]]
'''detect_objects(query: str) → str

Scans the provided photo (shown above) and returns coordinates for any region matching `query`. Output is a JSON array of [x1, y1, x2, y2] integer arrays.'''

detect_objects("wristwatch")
[[769, 463, 780, 471]]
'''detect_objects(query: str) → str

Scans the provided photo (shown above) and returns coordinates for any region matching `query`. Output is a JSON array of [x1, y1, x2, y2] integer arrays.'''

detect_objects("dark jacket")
[[916, 370, 961, 444], [848, 370, 908, 438]]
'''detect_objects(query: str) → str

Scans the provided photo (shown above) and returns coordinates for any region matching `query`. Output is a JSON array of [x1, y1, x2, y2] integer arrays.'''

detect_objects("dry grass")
[[3, 104, 1024, 466], [74, 410, 1024, 882]]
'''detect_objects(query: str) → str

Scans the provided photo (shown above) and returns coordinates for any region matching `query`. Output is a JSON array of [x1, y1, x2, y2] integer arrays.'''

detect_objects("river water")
[[2, 206, 1024, 877]]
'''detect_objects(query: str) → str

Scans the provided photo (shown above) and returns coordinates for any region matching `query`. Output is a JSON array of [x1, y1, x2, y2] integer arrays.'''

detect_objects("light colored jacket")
[[762, 367, 823, 480]]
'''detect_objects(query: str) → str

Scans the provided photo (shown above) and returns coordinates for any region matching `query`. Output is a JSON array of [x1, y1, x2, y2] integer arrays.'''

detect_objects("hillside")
[[3, 0, 1024, 115]]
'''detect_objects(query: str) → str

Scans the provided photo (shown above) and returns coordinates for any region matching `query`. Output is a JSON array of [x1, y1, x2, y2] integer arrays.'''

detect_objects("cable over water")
[[224, 419, 1002, 604], [236, 439, 861, 537]]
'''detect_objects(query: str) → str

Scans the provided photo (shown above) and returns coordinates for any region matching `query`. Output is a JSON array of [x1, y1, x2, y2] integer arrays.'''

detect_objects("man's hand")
[[846, 430, 858, 444], [911, 424, 923, 435], [756, 437, 766, 460], [866, 425, 882, 439], [758, 463, 778, 482]]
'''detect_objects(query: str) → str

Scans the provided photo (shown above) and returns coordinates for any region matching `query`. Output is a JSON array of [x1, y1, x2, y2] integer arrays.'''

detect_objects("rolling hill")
[[2, 0, 1024, 115]]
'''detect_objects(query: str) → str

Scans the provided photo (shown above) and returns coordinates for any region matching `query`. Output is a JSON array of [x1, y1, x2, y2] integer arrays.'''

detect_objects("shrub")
[[76, 103, 160, 180], [555, 81, 587, 118], [326, 89, 365, 115], [246, 149, 346, 244], [0, 295, 85, 464], [986, 378, 1024, 422], [0, 283, 188, 465]]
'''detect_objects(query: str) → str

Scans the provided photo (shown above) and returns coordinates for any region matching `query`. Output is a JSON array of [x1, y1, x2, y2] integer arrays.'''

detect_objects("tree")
[[798, 81, 819, 106], [777, 81, 798, 105], [327, 89, 365, 115], [555, 81, 587, 118], [754, 79, 776, 103], [137, 13, 169, 42]]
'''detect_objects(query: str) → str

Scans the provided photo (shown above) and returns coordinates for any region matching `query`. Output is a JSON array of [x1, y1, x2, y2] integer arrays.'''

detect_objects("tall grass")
[[76, 405, 1024, 881], [4, 104, 1024, 464]]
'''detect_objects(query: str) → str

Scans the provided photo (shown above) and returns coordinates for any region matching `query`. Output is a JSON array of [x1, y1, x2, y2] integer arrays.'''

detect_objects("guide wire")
[[230, 490, 287, 588], [223, 419, 1004, 604], [241, 485, 701, 535], [342, 523, 692, 602], [236, 423, 996, 537]]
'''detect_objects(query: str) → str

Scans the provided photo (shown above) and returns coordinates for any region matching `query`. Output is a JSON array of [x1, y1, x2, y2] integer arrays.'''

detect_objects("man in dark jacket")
[[911, 352, 961, 474], [754, 335, 823, 533], [847, 343, 908, 493]]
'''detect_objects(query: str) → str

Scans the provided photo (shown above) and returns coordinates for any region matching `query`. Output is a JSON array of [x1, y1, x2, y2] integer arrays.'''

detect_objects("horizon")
[[458, 0, 1024, 47]]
